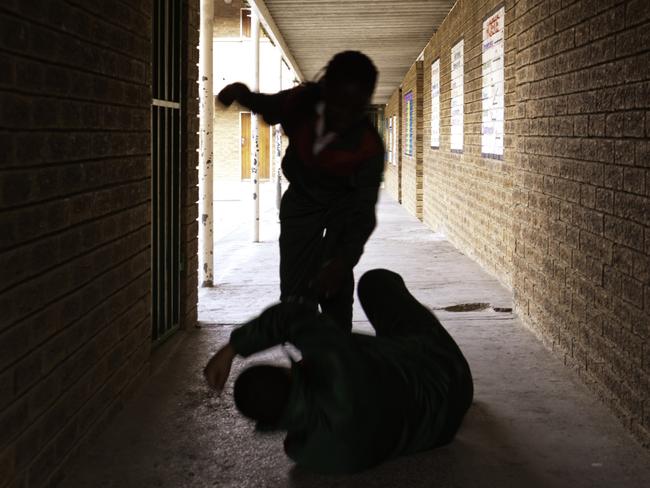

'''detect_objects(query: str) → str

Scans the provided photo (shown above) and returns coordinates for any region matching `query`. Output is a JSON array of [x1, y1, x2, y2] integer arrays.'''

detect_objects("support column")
[[276, 53, 283, 214], [198, 0, 214, 287], [251, 10, 260, 242]]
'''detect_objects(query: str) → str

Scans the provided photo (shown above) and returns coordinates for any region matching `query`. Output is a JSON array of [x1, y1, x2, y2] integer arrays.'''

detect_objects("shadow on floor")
[[287, 400, 551, 488]]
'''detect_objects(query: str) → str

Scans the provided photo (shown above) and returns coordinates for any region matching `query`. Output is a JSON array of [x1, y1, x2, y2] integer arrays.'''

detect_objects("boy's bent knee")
[[358, 269, 403, 296]]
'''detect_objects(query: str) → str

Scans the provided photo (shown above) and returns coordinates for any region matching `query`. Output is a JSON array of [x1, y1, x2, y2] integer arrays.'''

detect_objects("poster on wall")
[[404, 91, 413, 156], [392, 116, 398, 164], [450, 40, 464, 152], [481, 6, 505, 157], [431, 59, 440, 148], [387, 117, 393, 164]]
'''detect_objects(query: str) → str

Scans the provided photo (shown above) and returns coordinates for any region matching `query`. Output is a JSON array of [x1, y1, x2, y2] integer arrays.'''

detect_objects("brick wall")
[[214, 0, 245, 37], [384, 88, 402, 202], [397, 0, 649, 446], [511, 0, 650, 444], [183, 1, 200, 336], [0, 1, 199, 486], [214, 106, 243, 180], [213, 0, 243, 181], [421, 0, 515, 288], [401, 61, 424, 220]]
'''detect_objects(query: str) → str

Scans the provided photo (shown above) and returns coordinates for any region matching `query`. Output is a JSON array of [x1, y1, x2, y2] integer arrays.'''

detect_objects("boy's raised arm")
[[217, 82, 293, 126]]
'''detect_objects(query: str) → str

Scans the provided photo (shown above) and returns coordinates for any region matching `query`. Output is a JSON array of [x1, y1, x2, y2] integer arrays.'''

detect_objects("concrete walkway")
[[58, 189, 650, 488]]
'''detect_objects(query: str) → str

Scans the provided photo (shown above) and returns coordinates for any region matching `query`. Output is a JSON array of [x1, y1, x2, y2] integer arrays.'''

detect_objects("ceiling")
[[262, 0, 457, 104]]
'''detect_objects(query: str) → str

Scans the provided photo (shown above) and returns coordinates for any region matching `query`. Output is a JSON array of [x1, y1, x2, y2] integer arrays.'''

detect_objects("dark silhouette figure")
[[204, 269, 474, 474], [217, 51, 385, 331]]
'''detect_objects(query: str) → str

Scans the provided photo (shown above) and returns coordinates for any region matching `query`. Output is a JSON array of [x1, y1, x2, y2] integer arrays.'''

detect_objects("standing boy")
[[217, 51, 384, 331]]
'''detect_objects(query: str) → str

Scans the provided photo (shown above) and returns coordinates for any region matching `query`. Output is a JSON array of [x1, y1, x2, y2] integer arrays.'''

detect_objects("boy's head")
[[321, 51, 378, 133], [234, 364, 292, 430]]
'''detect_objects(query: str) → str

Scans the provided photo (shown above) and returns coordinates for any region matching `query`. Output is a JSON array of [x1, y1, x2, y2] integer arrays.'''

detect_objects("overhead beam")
[[248, 0, 305, 82]]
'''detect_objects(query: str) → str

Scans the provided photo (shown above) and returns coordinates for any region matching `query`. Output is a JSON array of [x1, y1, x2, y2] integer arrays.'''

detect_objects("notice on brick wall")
[[431, 59, 440, 148], [387, 116, 393, 163], [405, 91, 414, 156], [391, 115, 397, 164], [481, 6, 505, 158], [450, 40, 464, 152]]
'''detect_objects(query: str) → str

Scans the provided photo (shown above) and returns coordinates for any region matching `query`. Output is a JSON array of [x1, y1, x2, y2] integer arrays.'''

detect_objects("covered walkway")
[[58, 191, 650, 488], [2, 1, 649, 486]]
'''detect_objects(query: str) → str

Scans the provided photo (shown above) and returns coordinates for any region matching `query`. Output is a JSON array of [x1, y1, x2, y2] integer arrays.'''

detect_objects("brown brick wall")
[[0, 1, 199, 486], [511, 0, 650, 444], [401, 61, 424, 220], [213, 0, 244, 181], [214, 106, 243, 180], [214, 0, 245, 37], [183, 1, 200, 333], [384, 87, 402, 202], [421, 0, 515, 288], [400, 0, 649, 446]]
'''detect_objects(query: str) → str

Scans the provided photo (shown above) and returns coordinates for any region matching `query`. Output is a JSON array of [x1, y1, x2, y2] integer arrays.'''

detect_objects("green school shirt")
[[229, 302, 464, 474]]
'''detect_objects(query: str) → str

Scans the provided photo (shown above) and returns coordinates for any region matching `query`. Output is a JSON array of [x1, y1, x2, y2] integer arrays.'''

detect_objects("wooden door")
[[241, 112, 270, 180], [241, 112, 251, 179], [259, 120, 270, 180], [241, 8, 251, 37]]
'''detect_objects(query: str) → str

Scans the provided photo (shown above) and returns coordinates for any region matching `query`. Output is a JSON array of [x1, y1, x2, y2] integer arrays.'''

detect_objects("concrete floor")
[[58, 185, 650, 488]]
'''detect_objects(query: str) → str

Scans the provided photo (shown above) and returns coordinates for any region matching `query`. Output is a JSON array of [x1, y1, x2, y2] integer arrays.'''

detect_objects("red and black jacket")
[[240, 83, 385, 268]]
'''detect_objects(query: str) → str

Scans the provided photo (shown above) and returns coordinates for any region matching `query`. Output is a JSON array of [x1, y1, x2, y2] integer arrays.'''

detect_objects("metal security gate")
[[152, 0, 183, 343]]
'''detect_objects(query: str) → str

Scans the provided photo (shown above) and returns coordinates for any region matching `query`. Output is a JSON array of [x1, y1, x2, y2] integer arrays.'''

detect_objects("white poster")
[[387, 117, 393, 164], [431, 59, 440, 148], [391, 115, 398, 164], [450, 40, 464, 151], [404, 91, 414, 156], [482, 7, 505, 157]]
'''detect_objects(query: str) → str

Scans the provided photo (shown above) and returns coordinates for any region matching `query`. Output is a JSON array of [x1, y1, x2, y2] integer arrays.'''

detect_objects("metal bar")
[[168, 108, 174, 329], [153, 0, 158, 99], [153, 99, 181, 109], [151, 107, 159, 340], [158, 107, 166, 340], [172, 109, 180, 325], [170, 0, 176, 102], [158, 0, 164, 99], [175, 0, 180, 101], [175, 0, 186, 326], [151, 0, 184, 342], [164, 0, 170, 101], [159, 107, 166, 340], [164, 107, 170, 332], [152, 0, 183, 342]]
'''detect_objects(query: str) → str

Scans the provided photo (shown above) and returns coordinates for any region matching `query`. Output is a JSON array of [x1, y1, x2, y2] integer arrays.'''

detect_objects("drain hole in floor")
[[441, 303, 491, 312], [492, 306, 513, 313]]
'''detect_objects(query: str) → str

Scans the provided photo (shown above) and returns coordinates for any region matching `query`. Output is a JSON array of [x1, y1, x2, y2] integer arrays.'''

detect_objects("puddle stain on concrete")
[[435, 303, 513, 313]]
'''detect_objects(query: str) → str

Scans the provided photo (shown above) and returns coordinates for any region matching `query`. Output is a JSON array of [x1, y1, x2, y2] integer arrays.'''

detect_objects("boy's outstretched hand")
[[203, 343, 237, 394], [217, 82, 250, 107]]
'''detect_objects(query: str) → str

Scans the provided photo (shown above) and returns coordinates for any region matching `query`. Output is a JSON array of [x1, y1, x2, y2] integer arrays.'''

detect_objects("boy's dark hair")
[[234, 364, 292, 429], [324, 51, 378, 96]]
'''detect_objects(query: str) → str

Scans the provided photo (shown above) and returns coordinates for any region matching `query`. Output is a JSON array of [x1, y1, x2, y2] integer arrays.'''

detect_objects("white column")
[[198, 0, 214, 287], [251, 10, 260, 242], [276, 54, 283, 213]]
